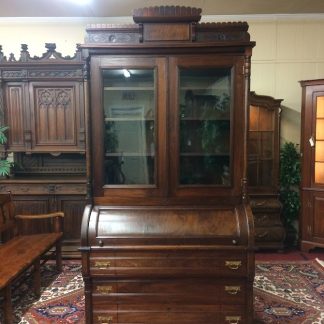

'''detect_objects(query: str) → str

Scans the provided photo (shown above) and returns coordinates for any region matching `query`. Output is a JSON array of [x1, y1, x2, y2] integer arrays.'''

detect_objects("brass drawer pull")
[[225, 286, 241, 295], [94, 261, 111, 269], [225, 261, 242, 270], [96, 285, 113, 294], [97, 315, 113, 323], [225, 316, 241, 324]]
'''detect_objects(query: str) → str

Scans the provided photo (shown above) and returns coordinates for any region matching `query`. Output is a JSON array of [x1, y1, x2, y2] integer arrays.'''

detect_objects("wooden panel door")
[[29, 81, 83, 152], [4, 83, 28, 151]]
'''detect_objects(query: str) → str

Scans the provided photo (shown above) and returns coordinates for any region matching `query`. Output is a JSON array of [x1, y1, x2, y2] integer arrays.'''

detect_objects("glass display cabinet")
[[300, 79, 324, 252], [248, 92, 285, 250], [81, 6, 255, 324]]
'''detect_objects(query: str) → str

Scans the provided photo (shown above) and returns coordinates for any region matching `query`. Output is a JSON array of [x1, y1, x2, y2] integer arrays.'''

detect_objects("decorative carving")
[[0, 45, 6, 62], [2, 70, 28, 79], [8, 53, 16, 62], [0, 81, 4, 125], [196, 22, 250, 42], [85, 25, 140, 44], [37, 88, 71, 109], [28, 69, 83, 78], [0, 43, 83, 64], [86, 32, 140, 44], [133, 6, 202, 23]]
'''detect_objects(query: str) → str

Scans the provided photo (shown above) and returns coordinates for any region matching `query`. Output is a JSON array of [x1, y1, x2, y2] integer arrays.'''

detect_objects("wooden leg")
[[56, 240, 62, 272], [3, 284, 13, 324], [33, 258, 41, 298]]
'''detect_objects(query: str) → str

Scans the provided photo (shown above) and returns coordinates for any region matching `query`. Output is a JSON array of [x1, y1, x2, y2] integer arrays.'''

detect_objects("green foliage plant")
[[279, 142, 301, 245], [0, 125, 11, 176]]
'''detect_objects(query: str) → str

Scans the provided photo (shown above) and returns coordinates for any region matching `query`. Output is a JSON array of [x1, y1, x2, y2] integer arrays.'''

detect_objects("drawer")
[[255, 226, 286, 242], [90, 251, 247, 278], [250, 197, 281, 212], [0, 182, 86, 195], [253, 213, 282, 227], [93, 305, 245, 324], [91, 279, 245, 306]]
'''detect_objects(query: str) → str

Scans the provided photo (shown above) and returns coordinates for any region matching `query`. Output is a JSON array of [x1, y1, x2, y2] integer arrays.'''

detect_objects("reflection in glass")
[[102, 69, 155, 185], [179, 68, 231, 185]]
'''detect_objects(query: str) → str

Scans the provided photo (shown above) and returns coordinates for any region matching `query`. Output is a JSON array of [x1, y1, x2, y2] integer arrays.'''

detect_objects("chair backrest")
[[0, 193, 16, 240]]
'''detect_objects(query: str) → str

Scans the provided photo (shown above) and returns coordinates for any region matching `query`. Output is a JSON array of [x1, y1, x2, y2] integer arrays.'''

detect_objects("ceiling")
[[1, 0, 324, 17]]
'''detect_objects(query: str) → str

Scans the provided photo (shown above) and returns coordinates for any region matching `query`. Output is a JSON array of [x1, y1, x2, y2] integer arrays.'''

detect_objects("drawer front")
[[92, 279, 245, 305], [93, 305, 245, 324], [90, 251, 247, 277], [253, 213, 282, 227], [0, 183, 86, 195], [255, 226, 286, 242], [250, 197, 281, 212]]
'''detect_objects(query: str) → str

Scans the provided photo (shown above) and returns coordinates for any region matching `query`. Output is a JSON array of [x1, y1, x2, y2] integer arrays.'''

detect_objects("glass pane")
[[179, 68, 231, 185], [249, 105, 259, 131], [259, 159, 273, 186], [315, 162, 324, 183], [317, 96, 324, 118], [316, 119, 324, 140], [259, 108, 273, 131], [248, 131, 259, 156], [247, 159, 258, 186], [103, 68, 156, 185], [315, 141, 324, 161], [261, 131, 273, 159]]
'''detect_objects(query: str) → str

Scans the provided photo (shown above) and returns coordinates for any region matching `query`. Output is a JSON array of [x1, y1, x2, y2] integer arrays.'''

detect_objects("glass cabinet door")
[[90, 57, 167, 198], [178, 68, 232, 186], [315, 95, 324, 184], [248, 105, 274, 187], [103, 68, 156, 185]]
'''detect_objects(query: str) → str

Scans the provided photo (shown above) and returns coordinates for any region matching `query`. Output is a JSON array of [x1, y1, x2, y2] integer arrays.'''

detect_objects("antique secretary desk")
[[80, 6, 255, 324]]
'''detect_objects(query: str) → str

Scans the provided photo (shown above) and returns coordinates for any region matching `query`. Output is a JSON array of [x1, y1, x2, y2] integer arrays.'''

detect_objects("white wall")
[[1, 14, 324, 144]]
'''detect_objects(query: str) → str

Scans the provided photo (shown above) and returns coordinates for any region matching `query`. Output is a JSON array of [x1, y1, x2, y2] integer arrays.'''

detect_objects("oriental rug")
[[0, 260, 323, 323]]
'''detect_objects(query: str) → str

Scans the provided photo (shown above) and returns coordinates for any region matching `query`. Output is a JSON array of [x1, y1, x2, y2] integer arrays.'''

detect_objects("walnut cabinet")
[[300, 79, 324, 252], [248, 92, 285, 250], [80, 6, 255, 324], [0, 44, 87, 257]]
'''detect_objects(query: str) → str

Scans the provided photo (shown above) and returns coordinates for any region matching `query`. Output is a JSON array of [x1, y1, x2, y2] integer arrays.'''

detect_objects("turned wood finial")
[[133, 6, 202, 23]]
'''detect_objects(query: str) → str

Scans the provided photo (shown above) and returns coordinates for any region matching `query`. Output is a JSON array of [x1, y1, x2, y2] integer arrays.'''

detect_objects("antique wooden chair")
[[0, 192, 64, 324]]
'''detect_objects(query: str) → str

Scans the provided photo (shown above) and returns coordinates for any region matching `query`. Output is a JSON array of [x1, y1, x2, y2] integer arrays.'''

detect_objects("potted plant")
[[279, 142, 301, 247], [0, 125, 11, 176]]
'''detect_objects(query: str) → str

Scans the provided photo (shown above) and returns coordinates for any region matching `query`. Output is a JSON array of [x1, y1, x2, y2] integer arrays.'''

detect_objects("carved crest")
[[133, 6, 202, 23], [0, 43, 82, 63]]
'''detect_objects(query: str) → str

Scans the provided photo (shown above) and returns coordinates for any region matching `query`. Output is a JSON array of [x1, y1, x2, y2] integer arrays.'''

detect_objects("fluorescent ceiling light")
[[68, 0, 92, 5], [123, 69, 131, 78]]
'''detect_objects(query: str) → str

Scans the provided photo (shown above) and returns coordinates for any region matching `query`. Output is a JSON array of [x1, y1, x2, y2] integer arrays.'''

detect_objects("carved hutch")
[[80, 6, 255, 324], [0, 44, 87, 257], [248, 92, 285, 250], [300, 79, 324, 252]]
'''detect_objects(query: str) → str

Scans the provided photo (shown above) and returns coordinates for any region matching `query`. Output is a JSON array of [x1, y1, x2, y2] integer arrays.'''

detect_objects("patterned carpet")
[[0, 260, 323, 323]]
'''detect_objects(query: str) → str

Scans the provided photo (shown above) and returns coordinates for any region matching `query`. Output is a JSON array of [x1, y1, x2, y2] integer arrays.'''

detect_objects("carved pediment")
[[0, 43, 82, 63]]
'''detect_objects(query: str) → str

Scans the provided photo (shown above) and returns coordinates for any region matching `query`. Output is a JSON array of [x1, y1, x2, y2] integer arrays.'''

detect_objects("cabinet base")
[[300, 240, 324, 253]]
